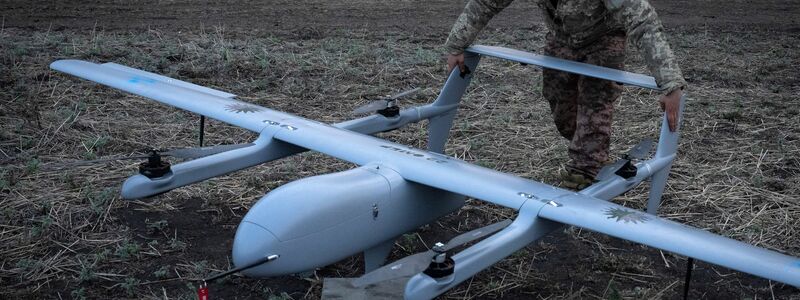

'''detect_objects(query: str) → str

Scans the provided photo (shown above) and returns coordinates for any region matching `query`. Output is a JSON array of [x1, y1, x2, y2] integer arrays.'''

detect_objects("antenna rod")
[[203, 254, 279, 283]]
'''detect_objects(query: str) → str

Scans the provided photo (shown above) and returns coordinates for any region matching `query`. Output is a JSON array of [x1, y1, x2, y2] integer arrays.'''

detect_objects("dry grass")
[[1, 21, 798, 299]]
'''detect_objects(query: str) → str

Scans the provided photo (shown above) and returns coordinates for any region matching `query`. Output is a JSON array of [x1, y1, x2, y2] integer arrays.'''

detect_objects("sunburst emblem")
[[225, 103, 263, 113], [604, 207, 649, 224]]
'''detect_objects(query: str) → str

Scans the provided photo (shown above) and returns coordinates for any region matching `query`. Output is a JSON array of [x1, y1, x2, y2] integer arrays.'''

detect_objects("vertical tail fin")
[[428, 54, 481, 153], [647, 93, 686, 214]]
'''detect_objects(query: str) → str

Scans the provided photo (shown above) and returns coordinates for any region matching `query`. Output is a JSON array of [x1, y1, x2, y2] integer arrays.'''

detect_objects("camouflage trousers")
[[542, 32, 626, 177]]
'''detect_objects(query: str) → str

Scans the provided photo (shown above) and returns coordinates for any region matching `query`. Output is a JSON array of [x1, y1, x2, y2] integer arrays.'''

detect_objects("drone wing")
[[537, 193, 800, 287], [466, 45, 661, 90], [267, 120, 800, 287], [50, 60, 282, 133]]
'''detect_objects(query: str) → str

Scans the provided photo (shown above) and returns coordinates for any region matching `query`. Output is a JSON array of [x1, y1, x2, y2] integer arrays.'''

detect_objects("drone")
[[50, 45, 800, 299]]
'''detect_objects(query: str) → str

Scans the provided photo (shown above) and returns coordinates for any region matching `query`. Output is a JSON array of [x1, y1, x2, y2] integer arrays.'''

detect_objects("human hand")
[[659, 89, 683, 132], [446, 53, 465, 74]]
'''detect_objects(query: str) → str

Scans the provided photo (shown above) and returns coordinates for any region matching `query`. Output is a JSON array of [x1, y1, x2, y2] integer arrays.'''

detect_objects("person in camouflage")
[[444, 0, 686, 190]]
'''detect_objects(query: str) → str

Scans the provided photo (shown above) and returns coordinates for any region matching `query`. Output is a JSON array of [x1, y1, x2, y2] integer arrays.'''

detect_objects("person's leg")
[[542, 36, 580, 140], [568, 33, 627, 178]]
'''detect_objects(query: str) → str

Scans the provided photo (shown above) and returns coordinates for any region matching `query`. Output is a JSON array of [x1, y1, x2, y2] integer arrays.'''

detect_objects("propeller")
[[596, 138, 653, 181], [55, 143, 255, 167], [352, 87, 420, 116], [352, 219, 512, 287]]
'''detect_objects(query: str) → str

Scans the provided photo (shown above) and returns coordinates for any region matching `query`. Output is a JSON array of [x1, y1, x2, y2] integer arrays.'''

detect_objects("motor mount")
[[139, 150, 171, 178], [377, 105, 400, 118], [423, 243, 455, 278], [615, 160, 638, 179]]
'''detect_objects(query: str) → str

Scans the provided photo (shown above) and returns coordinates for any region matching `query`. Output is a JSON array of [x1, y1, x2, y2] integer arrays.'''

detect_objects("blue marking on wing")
[[128, 76, 157, 85]]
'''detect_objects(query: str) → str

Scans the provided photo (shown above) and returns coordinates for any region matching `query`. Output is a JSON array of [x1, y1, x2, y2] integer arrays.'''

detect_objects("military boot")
[[558, 166, 595, 191]]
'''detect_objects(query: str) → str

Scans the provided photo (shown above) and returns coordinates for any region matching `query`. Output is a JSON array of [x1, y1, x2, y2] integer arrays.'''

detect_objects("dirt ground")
[[1, 0, 799, 299]]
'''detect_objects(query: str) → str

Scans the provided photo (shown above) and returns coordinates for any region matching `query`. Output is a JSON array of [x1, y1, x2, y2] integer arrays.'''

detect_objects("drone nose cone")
[[232, 221, 279, 277]]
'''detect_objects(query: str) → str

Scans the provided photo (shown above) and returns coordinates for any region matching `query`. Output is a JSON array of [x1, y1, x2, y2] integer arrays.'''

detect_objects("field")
[[1, 0, 799, 299]]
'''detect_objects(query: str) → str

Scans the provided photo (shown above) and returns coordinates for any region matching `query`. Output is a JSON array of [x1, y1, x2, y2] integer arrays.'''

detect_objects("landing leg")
[[683, 257, 694, 300], [199, 115, 206, 147]]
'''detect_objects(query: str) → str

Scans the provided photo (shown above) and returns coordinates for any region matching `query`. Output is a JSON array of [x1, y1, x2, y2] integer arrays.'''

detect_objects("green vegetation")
[[145, 219, 169, 234], [115, 241, 141, 259], [152, 265, 170, 279], [119, 277, 140, 297]]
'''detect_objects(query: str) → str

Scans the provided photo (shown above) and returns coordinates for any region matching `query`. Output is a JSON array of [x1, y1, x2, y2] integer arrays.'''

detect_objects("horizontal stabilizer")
[[538, 194, 800, 287], [466, 45, 661, 90]]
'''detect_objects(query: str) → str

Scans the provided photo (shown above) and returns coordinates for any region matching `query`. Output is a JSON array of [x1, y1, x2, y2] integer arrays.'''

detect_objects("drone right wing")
[[537, 193, 800, 287]]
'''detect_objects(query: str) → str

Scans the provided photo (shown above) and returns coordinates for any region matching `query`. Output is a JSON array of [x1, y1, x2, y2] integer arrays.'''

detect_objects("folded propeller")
[[352, 219, 512, 287], [352, 87, 421, 116], [53, 143, 255, 168]]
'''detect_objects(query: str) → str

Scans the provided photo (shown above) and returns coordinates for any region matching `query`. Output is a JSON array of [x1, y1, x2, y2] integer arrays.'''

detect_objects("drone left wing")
[[51, 60, 277, 133]]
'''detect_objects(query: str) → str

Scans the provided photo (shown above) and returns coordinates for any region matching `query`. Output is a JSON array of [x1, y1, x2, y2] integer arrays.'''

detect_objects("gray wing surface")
[[50, 60, 276, 133], [467, 45, 661, 90], [538, 193, 800, 287]]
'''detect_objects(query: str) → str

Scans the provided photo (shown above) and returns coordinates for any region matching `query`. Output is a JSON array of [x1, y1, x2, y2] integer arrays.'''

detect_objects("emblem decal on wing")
[[225, 103, 263, 113], [604, 207, 649, 224]]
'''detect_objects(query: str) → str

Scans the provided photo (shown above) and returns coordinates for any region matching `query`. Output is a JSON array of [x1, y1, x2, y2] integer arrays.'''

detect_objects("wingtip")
[[49, 59, 92, 71], [49, 60, 67, 70]]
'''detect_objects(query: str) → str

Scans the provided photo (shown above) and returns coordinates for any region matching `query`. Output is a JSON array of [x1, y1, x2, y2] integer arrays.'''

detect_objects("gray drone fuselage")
[[233, 164, 465, 276]]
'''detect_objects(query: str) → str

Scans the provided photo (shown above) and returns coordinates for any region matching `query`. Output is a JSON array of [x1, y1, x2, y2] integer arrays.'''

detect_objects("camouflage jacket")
[[444, 0, 686, 93]]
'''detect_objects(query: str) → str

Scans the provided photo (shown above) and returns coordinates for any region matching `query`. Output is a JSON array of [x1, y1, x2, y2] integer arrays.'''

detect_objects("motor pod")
[[232, 164, 465, 277], [139, 151, 171, 178]]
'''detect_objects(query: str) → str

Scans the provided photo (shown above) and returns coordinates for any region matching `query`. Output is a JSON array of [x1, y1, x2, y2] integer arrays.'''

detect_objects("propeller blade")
[[442, 219, 512, 251], [58, 154, 151, 167], [626, 138, 653, 160], [352, 219, 511, 287], [161, 143, 255, 159], [386, 87, 420, 100], [596, 159, 628, 181], [352, 100, 390, 115], [351, 250, 434, 287], [351, 87, 421, 116], [596, 139, 654, 181], [51, 143, 254, 169]]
